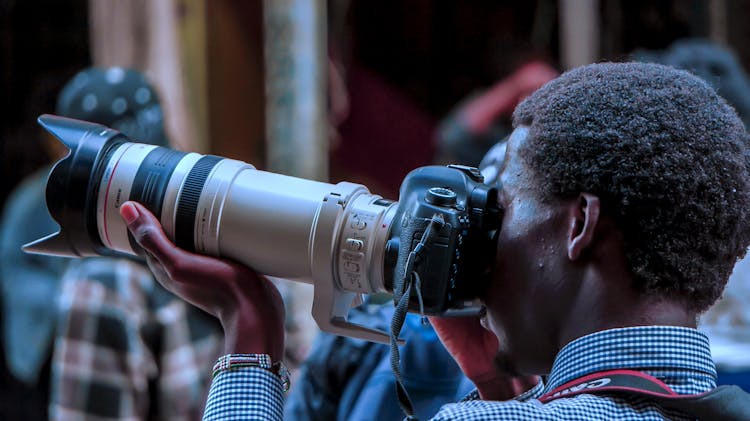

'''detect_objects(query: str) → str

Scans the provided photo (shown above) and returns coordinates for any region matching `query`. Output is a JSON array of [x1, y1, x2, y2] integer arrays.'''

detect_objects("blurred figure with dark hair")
[[55, 67, 170, 146], [633, 38, 750, 127], [434, 61, 558, 166], [0, 67, 223, 420]]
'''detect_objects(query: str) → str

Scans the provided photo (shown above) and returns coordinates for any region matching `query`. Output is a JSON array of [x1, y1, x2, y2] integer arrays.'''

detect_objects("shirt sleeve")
[[203, 367, 286, 421]]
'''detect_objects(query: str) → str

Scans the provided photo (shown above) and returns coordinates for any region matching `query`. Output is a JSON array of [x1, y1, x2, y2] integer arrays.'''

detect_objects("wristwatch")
[[212, 353, 291, 392]]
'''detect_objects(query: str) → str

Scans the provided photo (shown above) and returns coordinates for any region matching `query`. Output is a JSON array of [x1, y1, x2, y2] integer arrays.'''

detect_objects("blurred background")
[[3, 1, 750, 419], [5, 0, 750, 205]]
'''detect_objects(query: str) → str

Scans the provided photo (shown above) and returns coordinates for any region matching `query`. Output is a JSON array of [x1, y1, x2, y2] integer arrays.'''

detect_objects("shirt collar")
[[544, 326, 717, 394]]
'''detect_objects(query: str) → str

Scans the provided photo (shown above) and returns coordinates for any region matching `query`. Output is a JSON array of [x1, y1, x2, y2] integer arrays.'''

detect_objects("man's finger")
[[120, 201, 179, 264]]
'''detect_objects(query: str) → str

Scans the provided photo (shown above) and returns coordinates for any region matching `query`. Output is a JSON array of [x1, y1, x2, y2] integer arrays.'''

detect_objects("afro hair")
[[513, 62, 750, 312]]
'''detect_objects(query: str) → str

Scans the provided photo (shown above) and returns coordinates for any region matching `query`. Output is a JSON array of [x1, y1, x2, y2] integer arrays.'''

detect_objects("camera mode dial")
[[425, 187, 457, 207]]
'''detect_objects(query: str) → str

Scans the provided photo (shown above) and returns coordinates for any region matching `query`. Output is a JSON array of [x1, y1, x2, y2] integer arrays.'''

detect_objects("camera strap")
[[390, 214, 445, 421], [538, 369, 750, 420]]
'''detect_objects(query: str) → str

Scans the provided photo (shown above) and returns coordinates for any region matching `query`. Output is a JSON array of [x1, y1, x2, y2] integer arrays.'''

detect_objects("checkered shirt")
[[204, 325, 717, 420], [49, 257, 223, 421]]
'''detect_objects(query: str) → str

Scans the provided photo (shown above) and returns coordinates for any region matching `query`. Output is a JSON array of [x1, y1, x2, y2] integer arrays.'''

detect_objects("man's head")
[[483, 62, 750, 374]]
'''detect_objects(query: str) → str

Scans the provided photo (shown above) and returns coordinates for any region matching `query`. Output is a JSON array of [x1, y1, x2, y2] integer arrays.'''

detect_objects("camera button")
[[345, 238, 364, 251], [350, 219, 367, 230], [344, 261, 361, 273], [342, 250, 364, 262]]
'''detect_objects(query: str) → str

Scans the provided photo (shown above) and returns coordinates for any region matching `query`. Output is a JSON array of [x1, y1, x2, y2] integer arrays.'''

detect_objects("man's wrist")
[[219, 311, 285, 360], [212, 353, 291, 392]]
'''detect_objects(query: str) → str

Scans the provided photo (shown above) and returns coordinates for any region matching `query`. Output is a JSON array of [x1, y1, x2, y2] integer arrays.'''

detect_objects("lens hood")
[[25, 114, 128, 257]]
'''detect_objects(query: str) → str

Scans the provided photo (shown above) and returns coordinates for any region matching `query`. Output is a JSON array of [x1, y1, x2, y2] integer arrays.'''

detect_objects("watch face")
[[274, 361, 292, 392], [211, 354, 291, 391]]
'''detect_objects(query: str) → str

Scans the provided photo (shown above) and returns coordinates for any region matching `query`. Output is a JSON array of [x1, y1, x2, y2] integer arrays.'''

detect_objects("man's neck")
[[558, 273, 697, 354]]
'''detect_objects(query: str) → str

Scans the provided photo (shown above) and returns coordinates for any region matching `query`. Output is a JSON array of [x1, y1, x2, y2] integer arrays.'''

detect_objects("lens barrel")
[[28, 115, 398, 286], [173, 155, 220, 251], [27, 114, 495, 344]]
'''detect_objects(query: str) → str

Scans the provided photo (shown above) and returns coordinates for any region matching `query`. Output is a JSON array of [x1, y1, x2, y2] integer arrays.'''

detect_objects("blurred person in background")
[[635, 39, 750, 392], [0, 67, 224, 420], [284, 297, 476, 421], [47, 67, 224, 421], [434, 61, 558, 167], [0, 72, 73, 421], [633, 38, 750, 128]]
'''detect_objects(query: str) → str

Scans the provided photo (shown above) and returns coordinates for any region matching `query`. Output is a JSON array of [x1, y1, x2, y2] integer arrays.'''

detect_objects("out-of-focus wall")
[[205, 0, 265, 164]]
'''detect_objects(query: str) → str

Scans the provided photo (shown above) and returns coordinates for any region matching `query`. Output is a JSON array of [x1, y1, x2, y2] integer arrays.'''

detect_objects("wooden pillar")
[[262, 0, 328, 367], [263, 0, 328, 181], [205, 0, 265, 163], [559, 0, 600, 69], [88, 0, 208, 153], [709, 0, 728, 44]]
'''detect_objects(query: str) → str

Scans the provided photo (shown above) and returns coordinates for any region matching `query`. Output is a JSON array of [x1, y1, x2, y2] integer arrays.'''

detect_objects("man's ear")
[[567, 192, 600, 261]]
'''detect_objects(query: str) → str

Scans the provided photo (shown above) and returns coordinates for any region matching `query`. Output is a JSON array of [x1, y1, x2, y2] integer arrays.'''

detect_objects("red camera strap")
[[538, 369, 750, 420], [539, 369, 680, 403]]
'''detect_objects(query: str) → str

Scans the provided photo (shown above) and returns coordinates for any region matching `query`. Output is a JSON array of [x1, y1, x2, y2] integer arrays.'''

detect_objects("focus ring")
[[175, 155, 222, 251], [130, 147, 187, 220]]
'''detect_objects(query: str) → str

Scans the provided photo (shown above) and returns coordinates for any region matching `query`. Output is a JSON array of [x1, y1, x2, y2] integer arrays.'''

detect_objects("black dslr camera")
[[387, 165, 500, 315]]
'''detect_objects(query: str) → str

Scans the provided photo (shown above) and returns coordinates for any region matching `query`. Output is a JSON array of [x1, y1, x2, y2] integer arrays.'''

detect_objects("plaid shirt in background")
[[49, 257, 223, 421]]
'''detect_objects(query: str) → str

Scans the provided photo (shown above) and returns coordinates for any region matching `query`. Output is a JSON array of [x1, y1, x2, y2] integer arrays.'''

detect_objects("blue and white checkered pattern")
[[546, 325, 716, 395], [203, 368, 285, 421], [432, 326, 716, 420], [203, 326, 717, 420]]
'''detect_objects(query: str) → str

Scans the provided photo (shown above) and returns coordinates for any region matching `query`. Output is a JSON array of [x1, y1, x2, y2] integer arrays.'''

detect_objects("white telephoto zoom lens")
[[28, 115, 403, 344], [96, 142, 397, 294]]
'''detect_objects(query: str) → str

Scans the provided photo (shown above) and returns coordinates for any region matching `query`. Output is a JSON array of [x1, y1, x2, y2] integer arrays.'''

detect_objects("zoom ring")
[[174, 155, 222, 251]]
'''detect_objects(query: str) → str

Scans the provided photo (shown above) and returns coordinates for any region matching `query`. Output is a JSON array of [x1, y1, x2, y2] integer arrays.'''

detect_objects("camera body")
[[388, 165, 499, 314], [25, 115, 501, 343]]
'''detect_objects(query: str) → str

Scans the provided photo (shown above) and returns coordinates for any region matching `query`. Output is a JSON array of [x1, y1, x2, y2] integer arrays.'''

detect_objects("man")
[[117, 62, 750, 419]]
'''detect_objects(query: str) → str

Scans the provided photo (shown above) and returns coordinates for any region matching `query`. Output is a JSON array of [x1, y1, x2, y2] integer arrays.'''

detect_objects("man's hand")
[[119, 201, 285, 359], [430, 316, 539, 401]]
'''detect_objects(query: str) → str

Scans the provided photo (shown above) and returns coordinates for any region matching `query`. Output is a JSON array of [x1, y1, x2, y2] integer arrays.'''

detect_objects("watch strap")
[[212, 353, 290, 392]]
